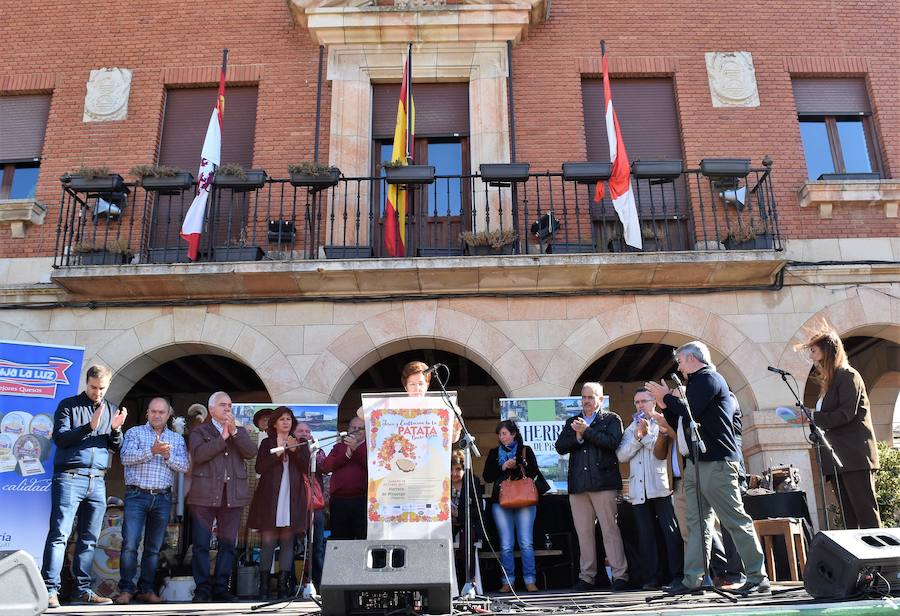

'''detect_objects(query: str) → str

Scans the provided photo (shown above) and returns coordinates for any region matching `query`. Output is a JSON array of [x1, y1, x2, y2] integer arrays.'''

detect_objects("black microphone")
[[767, 366, 791, 376], [423, 363, 446, 376]]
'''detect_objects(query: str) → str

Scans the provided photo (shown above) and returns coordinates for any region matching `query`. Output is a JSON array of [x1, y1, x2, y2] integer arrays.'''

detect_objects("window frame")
[[0, 160, 41, 200], [798, 113, 881, 178]]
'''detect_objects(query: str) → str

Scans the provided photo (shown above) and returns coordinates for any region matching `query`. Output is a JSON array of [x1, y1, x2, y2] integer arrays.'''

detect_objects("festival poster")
[[499, 395, 609, 494], [0, 340, 84, 563], [231, 403, 339, 453], [361, 392, 454, 541]]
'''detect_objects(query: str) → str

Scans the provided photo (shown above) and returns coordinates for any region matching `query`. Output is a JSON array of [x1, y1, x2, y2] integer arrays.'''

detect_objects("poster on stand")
[[361, 392, 455, 541], [499, 395, 609, 494], [0, 340, 84, 564]]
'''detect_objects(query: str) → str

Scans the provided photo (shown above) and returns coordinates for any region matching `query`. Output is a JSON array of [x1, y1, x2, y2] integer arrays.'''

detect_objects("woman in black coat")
[[482, 420, 544, 593], [248, 407, 310, 598]]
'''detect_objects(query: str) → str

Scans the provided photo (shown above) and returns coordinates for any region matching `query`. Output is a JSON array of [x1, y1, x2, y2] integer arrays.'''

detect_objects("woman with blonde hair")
[[803, 325, 880, 529]]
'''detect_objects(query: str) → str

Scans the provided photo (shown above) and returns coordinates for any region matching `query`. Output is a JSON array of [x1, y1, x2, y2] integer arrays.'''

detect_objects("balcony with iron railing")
[[49, 158, 786, 301]]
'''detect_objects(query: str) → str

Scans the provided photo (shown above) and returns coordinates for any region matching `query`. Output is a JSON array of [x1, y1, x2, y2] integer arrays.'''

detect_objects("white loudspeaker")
[[0, 550, 48, 615]]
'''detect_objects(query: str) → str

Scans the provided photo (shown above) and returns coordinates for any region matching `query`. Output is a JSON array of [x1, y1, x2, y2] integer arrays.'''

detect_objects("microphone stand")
[[774, 371, 844, 530], [431, 365, 483, 600], [252, 430, 348, 612], [649, 373, 736, 604]]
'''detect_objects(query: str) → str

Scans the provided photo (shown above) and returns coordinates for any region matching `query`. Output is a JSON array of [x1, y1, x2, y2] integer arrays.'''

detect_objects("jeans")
[[632, 495, 683, 585], [191, 505, 242, 596], [491, 503, 536, 585], [41, 472, 107, 597], [118, 488, 172, 594]]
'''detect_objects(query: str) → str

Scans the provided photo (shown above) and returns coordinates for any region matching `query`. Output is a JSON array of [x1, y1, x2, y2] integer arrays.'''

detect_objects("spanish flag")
[[384, 44, 415, 257]]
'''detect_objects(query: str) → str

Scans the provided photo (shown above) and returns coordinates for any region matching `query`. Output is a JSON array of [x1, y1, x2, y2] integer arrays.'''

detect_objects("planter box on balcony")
[[466, 243, 516, 256], [77, 251, 131, 265], [213, 245, 264, 262], [141, 172, 195, 194], [547, 242, 595, 254], [607, 238, 661, 253], [722, 234, 774, 250], [479, 163, 530, 183], [562, 162, 612, 184], [324, 245, 374, 259], [214, 170, 267, 192], [66, 174, 126, 195], [700, 158, 751, 178], [416, 246, 464, 257], [817, 172, 882, 181], [290, 167, 341, 190], [148, 247, 190, 263], [384, 165, 435, 185], [631, 160, 683, 179]]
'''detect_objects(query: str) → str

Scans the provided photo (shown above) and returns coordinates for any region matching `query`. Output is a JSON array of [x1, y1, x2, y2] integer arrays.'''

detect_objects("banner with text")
[[0, 339, 84, 563], [499, 395, 609, 493], [362, 392, 454, 540]]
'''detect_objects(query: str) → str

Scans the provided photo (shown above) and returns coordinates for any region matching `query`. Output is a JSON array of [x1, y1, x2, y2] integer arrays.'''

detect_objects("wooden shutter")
[[581, 78, 682, 162], [0, 94, 51, 162], [372, 82, 470, 138], [792, 78, 871, 115], [158, 86, 258, 169]]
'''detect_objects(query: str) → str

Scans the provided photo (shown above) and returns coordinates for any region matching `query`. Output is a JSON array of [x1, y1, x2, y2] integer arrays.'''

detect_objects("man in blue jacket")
[[645, 341, 768, 596], [41, 365, 128, 608]]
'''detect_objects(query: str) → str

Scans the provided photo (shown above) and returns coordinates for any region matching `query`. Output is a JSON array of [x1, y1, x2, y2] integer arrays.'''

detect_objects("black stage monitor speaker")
[[0, 550, 49, 615], [320, 540, 453, 616], [803, 528, 900, 599]]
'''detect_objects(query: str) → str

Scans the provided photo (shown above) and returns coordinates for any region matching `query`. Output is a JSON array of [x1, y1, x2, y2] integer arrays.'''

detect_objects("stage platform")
[[48, 583, 899, 615]]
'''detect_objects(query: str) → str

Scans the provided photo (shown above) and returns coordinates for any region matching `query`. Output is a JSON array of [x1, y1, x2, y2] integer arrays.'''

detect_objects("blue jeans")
[[118, 488, 172, 594], [491, 503, 536, 585], [41, 472, 107, 597]]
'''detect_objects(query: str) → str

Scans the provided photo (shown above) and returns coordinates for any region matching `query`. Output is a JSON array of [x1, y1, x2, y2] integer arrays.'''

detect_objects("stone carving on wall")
[[705, 51, 760, 108], [83, 68, 132, 123]]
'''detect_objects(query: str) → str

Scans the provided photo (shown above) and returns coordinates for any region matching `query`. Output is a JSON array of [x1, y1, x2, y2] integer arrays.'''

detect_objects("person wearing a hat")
[[253, 408, 274, 433]]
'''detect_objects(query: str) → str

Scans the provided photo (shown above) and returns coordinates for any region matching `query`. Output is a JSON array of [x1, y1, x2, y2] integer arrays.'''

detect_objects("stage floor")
[[48, 583, 899, 615]]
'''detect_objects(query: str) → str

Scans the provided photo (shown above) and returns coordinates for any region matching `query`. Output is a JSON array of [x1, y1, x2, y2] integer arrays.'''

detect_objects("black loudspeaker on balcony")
[[803, 528, 900, 599], [319, 540, 453, 615]]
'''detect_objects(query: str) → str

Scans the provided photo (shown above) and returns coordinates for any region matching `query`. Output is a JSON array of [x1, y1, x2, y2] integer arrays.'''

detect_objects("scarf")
[[498, 440, 518, 467]]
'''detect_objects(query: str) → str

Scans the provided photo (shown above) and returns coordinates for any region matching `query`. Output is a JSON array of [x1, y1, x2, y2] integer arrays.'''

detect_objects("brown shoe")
[[135, 591, 163, 603], [114, 591, 133, 604], [47, 594, 60, 608], [526, 583, 539, 592], [498, 584, 512, 593], [75, 592, 112, 605]]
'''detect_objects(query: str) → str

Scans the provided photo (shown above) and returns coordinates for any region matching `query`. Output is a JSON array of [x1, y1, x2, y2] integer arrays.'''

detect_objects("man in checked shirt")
[[114, 397, 188, 604]]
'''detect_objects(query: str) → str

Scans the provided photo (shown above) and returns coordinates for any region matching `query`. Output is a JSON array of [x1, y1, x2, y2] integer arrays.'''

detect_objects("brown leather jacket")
[[187, 421, 257, 508]]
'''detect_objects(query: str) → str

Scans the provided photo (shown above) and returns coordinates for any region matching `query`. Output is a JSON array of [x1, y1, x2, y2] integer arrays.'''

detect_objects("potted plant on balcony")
[[288, 162, 341, 190], [631, 159, 684, 179], [700, 158, 751, 179], [460, 229, 518, 256], [130, 165, 194, 194], [64, 166, 126, 195], [607, 226, 665, 253], [213, 163, 267, 192], [213, 225, 264, 262], [382, 160, 435, 185], [722, 219, 773, 250], [72, 239, 134, 265]]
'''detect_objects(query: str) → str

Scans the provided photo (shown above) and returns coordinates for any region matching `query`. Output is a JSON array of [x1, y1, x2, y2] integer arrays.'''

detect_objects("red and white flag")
[[594, 44, 642, 249], [180, 53, 226, 261]]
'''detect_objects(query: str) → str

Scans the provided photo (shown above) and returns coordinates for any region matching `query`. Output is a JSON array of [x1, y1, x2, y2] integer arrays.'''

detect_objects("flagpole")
[[406, 42, 413, 163]]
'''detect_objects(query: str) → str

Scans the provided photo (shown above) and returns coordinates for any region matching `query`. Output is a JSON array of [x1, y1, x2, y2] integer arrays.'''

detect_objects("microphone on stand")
[[767, 366, 791, 376], [671, 373, 706, 454], [670, 373, 684, 388], [423, 363, 446, 376], [270, 432, 347, 454]]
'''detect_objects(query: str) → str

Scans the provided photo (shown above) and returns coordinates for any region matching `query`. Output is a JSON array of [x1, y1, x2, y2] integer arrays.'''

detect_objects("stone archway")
[[301, 302, 538, 404]]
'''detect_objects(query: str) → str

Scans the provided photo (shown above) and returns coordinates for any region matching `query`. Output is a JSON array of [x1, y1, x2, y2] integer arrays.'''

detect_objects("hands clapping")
[[151, 434, 171, 459]]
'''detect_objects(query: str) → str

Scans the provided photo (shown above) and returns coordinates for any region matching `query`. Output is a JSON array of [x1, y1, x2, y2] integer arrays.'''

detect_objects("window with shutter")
[[0, 94, 51, 200], [150, 86, 259, 253], [792, 78, 881, 179]]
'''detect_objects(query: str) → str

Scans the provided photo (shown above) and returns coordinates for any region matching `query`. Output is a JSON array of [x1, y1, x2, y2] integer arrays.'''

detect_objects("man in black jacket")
[[555, 382, 628, 592], [645, 341, 768, 595], [41, 365, 127, 608]]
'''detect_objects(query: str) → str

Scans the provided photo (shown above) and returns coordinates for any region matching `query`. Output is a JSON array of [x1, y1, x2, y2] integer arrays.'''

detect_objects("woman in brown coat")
[[248, 407, 310, 598], [804, 327, 881, 529]]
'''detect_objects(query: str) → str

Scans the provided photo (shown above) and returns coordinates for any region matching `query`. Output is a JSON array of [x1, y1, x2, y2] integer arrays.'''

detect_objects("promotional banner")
[[499, 395, 610, 493], [232, 403, 339, 453], [361, 392, 455, 541], [0, 340, 84, 563]]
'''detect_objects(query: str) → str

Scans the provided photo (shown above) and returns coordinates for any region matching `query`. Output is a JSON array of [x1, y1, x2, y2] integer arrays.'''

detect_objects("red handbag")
[[498, 475, 538, 509], [309, 476, 325, 511]]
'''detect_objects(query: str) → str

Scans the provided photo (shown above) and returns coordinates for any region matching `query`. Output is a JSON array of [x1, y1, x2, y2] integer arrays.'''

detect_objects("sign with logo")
[[499, 395, 609, 494], [0, 340, 84, 563]]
